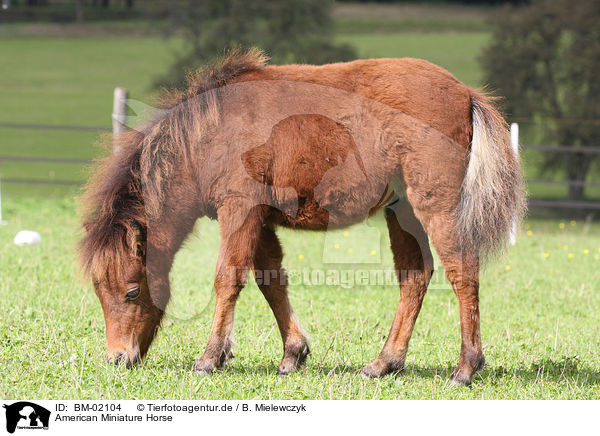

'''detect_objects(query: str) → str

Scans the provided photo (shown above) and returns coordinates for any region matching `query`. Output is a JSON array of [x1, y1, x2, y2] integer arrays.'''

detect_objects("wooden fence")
[[512, 123, 600, 211]]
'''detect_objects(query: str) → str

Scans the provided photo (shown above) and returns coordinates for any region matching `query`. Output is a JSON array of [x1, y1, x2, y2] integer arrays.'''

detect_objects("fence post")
[[509, 122, 519, 245], [112, 87, 128, 154]]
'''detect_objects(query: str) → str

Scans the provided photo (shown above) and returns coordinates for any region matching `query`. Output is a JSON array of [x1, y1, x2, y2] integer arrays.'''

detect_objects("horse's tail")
[[456, 89, 526, 260]]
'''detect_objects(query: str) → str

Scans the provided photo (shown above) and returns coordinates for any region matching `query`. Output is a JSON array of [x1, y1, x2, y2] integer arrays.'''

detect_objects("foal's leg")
[[194, 203, 264, 375], [253, 226, 310, 374], [361, 198, 434, 378], [422, 212, 485, 386]]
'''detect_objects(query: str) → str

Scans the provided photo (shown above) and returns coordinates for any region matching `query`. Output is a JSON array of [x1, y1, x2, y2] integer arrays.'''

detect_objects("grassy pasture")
[[1, 5, 599, 400], [0, 198, 599, 399]]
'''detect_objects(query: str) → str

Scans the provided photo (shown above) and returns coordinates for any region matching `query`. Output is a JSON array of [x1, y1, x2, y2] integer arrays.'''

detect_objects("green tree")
[[155, 0, 356, 88], [481, 0, 600, 201]]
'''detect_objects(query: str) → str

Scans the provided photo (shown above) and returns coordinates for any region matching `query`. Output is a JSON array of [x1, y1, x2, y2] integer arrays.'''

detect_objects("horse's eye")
[[125, 286, 141, 301]]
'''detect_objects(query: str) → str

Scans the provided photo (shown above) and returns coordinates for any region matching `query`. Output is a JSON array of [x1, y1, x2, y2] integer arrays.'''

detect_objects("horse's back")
[[239, 57, 473, 148]]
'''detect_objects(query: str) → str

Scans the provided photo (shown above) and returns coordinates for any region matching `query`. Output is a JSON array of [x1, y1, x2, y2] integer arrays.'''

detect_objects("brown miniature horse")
[[80, 49, 524, 386]]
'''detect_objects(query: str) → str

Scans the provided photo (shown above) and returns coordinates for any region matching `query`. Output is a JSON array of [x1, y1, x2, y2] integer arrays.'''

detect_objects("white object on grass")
[[14, 230, 42, 246]]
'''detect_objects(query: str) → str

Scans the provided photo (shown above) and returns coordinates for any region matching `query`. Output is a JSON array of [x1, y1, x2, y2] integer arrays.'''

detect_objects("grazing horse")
[[80, 49, 524, 386]]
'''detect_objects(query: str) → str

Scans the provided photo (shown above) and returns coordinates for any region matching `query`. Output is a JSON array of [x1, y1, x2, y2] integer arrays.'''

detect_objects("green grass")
[[1, 9, 599, 400], [336, 32, 489, 87], [1, 197, 599, 399], [333, 2, 494, 34], [0, 36, 184, 196]]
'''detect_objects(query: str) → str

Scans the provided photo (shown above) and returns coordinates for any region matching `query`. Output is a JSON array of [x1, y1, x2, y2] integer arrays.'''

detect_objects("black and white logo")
[[3, 402, 50, 434]]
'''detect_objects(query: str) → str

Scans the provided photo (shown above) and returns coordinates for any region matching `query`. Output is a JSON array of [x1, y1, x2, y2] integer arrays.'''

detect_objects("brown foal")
[[80, 49, 524, 386]]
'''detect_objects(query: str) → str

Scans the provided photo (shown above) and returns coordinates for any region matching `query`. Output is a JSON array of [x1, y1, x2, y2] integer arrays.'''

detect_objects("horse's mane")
[[158, 47, 270, 109], [79, 48, 269, 278]]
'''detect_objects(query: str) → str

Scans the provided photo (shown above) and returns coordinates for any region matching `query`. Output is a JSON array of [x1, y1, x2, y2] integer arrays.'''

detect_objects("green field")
[[1, 198, 599, 399], [1, 5, 599, 400]]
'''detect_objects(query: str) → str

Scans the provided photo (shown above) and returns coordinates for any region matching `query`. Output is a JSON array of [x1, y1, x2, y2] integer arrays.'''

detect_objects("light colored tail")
[[456, 90, 526, 260]]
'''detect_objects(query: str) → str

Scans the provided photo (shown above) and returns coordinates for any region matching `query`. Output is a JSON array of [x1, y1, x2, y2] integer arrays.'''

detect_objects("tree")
[[154, 0, 356, 89], [481, 0, 600, 201]]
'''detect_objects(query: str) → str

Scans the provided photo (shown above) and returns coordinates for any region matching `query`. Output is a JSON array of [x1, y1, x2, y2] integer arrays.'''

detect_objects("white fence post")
[[509, 122, 519, 245], [112, 87, 128, 154]]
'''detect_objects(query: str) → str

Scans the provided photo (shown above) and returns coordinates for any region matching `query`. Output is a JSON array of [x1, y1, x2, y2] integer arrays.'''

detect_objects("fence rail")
[[528, 200, 600, 210], [523, 144, 600, 155], [0, 122, 110, 132], [0, 155, 92, 164], [2, 178, 82, 186], [510, 123, 599, 210]]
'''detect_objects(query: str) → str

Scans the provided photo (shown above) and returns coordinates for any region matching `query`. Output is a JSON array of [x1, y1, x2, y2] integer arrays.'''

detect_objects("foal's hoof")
[[360, 359, 402, 379], [448, 372, 472, 387], [194, 349, 234, 375], [448, 354, 485, 387], [277, 344, 310, 375], [193, 362, 216, 376]]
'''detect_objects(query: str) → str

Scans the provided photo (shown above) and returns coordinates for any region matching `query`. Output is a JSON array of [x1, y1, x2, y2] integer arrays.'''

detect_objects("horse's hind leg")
[[419, 210, 485, 386], [252, 225, 310, 374], [194, 201, 264, 375], [361, 197, 434, 378]]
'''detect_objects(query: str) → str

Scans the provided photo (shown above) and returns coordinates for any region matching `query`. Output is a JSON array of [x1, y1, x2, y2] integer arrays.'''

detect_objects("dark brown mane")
[[158, 47, 269, 109], [79, 48, 269, 278], [79, 130, 146, 278]]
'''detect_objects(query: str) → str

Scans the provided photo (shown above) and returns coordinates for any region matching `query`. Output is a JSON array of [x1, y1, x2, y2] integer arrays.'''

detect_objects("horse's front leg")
[[194, 201, 264, 375], [253, 225, 310, 375]]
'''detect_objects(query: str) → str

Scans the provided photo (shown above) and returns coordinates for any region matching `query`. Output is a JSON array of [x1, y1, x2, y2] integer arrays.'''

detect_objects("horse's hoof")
[[277, 344, 310, 375], [360, 358, 402, 379], [448, 372, 472, 387], [193, 362, 216, 376], [360, 363, 387, 379]]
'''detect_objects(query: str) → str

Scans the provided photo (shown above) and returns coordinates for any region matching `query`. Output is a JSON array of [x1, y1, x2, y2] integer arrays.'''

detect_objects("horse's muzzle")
[[106, 351, 141, 368]]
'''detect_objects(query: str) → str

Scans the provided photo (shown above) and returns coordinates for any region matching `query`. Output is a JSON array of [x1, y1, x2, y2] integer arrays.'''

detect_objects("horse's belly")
[[273, 184, 390, 230]]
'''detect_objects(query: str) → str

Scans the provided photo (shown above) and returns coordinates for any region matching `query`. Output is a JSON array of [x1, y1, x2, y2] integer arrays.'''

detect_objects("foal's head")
[[85, 219, 163, 367], [80, 136, 165, 367]]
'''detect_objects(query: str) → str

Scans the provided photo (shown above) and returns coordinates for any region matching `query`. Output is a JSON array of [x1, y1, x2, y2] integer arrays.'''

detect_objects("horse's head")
[[87, 220, 163, 367]]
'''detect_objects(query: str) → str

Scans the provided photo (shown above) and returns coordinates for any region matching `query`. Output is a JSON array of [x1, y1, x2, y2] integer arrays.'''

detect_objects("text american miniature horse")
[[80, 49, 524, 386]]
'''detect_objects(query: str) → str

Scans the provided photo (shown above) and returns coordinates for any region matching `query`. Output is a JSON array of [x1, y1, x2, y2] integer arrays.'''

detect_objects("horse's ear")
[[128, 220, 146, 260]]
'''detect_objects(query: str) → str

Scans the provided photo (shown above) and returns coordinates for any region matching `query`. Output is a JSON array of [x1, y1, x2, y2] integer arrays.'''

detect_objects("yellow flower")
[[370, 250, 376, 255], [559, 223, 565, 229], [347, 248, 353, 254], [568, 253, 574, 259], [505, 265, 511, 271], [259, 304, 265, 309], [583, 249, 589, 255], [570, 220, 576, 226], [544, 253, 550, 258], [343, 231, 349, 237], [526, 230, 533, 236], [298, 254, 304, 260], [334, 243, 340, 249]]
